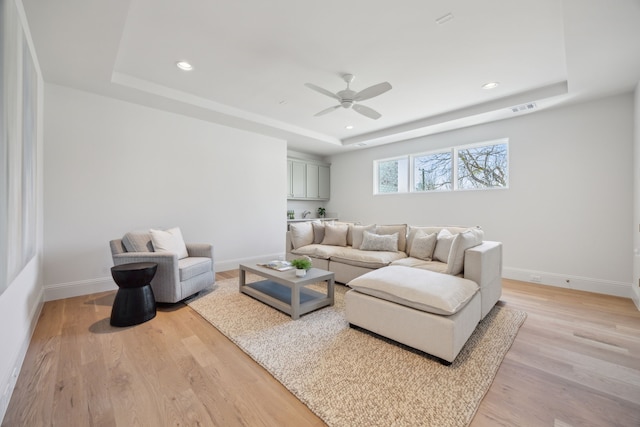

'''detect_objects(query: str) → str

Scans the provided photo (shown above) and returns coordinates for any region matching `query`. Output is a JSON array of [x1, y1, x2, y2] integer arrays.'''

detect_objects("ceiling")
[[22, 0, 640, 156]]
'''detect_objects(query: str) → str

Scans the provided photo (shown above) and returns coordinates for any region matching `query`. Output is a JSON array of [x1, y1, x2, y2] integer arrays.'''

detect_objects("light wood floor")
[[3, 272, 639, 427]]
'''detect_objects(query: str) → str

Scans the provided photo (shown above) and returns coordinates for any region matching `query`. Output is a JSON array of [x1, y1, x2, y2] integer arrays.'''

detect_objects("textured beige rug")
[[187, 276, 526, 427]]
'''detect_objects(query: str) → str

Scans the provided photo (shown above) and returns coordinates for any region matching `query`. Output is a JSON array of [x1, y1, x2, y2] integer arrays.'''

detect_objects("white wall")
[[633, 83, 640, 309], [328, 93, 634, 297], [43, 84, 288, 299], [0, 0, 44, 421]]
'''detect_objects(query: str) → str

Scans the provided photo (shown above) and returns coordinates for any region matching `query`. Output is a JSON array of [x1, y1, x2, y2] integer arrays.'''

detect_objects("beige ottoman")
[[345, 265, 482, 364]]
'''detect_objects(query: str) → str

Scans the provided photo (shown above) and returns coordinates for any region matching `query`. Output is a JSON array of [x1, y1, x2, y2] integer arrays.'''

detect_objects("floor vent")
[[510, 102, 537, 113]]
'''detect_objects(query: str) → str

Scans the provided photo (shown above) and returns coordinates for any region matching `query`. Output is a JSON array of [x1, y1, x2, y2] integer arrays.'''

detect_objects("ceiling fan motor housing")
[[339, 89, 356, 108]]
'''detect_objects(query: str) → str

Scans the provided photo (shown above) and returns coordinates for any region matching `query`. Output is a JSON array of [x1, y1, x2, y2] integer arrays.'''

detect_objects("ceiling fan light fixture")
[[482, 81, 500, 89], [305, 74, 392, 120], [176, 61, 193, 71]]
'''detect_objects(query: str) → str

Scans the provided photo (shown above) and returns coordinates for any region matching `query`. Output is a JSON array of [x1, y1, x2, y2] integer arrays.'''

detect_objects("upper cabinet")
[[287, 158, 330, 200]]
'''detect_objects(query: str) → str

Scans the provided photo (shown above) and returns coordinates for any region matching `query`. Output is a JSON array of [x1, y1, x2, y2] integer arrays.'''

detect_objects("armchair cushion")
[[179, 257, 213, 281]]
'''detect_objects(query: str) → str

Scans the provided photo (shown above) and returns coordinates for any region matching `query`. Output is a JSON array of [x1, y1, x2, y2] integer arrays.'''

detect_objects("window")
[[374, 139, 508, 194], [375, 157, 408, 194], [457, 142, 508, 190], [413, 151, 452, 192]]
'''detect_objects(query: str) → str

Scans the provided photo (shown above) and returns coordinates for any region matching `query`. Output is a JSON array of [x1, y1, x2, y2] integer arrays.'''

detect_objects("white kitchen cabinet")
[[287, 158, 330, 200], [319, 165, 330, 200]]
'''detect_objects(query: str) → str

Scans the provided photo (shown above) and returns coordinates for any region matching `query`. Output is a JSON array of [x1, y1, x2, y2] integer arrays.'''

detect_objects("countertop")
[[287, 217, 338, 223]]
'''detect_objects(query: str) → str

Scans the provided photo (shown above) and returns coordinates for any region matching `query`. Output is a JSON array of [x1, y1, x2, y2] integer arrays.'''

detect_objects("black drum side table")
[[110, 262, 158, 327]]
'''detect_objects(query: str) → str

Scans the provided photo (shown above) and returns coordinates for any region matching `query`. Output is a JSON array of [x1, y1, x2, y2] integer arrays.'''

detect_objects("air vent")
[[510, 102, 537, 113]]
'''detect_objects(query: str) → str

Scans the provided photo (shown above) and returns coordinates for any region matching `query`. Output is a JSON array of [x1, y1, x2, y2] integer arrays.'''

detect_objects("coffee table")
[[239, 263, 335, 319]]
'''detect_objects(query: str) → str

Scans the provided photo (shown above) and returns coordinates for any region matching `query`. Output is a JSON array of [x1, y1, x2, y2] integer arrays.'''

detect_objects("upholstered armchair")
[[109, 228, 214, 303]]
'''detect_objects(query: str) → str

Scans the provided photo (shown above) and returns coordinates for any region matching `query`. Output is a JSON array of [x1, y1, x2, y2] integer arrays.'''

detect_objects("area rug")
[[187, 276, 526, 427]]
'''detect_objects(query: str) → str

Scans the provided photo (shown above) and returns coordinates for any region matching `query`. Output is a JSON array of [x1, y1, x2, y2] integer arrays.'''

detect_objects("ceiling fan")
[[305, 74, 392, 120]]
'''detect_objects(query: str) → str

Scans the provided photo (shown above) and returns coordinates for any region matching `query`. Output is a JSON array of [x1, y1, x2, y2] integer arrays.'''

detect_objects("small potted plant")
[[290, 257, 312, 277], [317, 207, 326, 218]]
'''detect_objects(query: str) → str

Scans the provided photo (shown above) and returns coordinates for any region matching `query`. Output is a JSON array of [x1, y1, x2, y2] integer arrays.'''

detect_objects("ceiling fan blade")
[[353, 82, 392, 102], [305, 83, 340, 101], [314, 105, 341, 116], [353, 104, 382, 120]]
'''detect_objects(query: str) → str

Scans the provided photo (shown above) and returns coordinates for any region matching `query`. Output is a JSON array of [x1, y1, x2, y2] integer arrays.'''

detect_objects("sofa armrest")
[[463, 241, 502, 319], [186, 243, 214, 259]]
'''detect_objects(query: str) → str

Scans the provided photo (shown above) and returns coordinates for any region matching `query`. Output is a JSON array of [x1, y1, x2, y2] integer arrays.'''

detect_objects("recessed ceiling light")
[[345, 125, 354, 130], [482, 82, 500, 89], [176, 61, 193, 71]]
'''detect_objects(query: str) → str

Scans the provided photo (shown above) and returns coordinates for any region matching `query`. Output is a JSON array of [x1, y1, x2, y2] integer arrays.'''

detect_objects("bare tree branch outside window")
[[414, 151, 452, 191], [457, 143, 508, 189]]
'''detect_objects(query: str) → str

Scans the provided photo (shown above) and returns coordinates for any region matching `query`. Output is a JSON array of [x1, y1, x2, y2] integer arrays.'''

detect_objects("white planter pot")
[[295, 269, 306, 277]]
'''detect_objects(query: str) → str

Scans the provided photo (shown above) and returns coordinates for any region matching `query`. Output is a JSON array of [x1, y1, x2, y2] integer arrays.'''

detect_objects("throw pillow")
[[321, 223, 349, 246], [312, 222, 325, 244], [375, 224, 408, 252], [360, 231, 399, 252], [409, 231, 437, 261], [433, 229, 455, 263], [289, 222, 314, 249], [150, 227, 189, 259], [122, 231, 154, 252], [446, 228, 484, 275], [351, 224, 376, 249]]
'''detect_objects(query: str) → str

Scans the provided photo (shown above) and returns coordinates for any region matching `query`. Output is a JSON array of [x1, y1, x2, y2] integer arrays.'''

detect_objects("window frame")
[[373, 138, 509, 195], [454, 139, 510, 192], [373, 155, 410, 195], [410, 148, 453, 193]]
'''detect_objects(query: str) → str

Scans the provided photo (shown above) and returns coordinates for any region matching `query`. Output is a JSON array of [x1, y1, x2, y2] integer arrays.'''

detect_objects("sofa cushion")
[[312, 222, 325, 244], [332, 221, 356, 245], [178, 257, 212, 281], [291, 244, 335, 259], [407, 226, 472, 251], [413, 261, 450, 274], [150, 227, 189, 259], [360, 231, 399, 252], [409, 231, 437, 260], [433, 229, 455, 263], [331, 249, 407, 269], [122, 231, 154, 253], [290, 222, 314, 249], [390, 257, 449, 274], [351, 224, 376, 249], [376, 224, 407, 252], [446, 228, 484, 275], [322, 223, 349, 246], [348, 265, 478, 315]]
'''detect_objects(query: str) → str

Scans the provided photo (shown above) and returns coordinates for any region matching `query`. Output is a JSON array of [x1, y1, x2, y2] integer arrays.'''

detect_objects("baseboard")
[[503, 267, 633, 299], [214, 253, 286, 274], [43, 253, 286, 302], [0, 286, 44, 423], [631, 289, 640, 311], [44, 277, 117, 302]]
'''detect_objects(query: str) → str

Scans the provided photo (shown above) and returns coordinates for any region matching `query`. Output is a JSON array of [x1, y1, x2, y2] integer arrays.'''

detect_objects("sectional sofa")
[[285, 221, 503, 363]]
